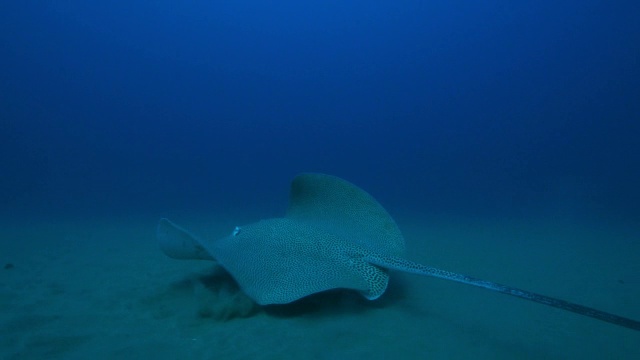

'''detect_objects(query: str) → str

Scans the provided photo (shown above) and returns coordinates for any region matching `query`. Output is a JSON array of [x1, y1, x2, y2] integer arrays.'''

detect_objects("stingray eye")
[[232, 226, 241, 237]]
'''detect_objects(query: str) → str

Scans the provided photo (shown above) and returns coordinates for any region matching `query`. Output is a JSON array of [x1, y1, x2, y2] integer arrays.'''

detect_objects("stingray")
[[157, 173, 640, 331]]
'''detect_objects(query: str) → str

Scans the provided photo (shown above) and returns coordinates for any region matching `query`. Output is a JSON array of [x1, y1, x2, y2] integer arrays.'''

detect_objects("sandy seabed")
[[1, 212, 639, 359]]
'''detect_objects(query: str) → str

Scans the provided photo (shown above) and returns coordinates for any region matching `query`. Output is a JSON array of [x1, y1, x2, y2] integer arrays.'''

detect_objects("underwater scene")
[[1, 1, 639, 359]]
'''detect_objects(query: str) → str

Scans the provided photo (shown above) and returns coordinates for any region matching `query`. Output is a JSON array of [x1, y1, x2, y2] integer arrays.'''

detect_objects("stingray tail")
[[365, 255, 640, 331]]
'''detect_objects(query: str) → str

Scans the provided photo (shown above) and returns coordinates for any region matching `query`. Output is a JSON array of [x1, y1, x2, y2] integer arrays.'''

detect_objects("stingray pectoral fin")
[[206, 218, 388, 305], [348, 257, 390, 300], [365, 254, 640, 332], [157, 218, 214, 261]]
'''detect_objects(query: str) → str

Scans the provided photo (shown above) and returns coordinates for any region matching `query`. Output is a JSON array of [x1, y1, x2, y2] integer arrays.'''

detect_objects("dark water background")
[[2, 1, 639, 224]]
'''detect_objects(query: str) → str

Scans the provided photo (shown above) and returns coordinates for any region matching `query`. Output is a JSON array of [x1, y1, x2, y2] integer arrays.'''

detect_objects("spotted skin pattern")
[[208, 218, 392, 305]]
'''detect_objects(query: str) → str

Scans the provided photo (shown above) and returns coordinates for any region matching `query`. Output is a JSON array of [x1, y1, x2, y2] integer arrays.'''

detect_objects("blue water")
[[1, 2, 639, 358], [2, 1, 639, 222]]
